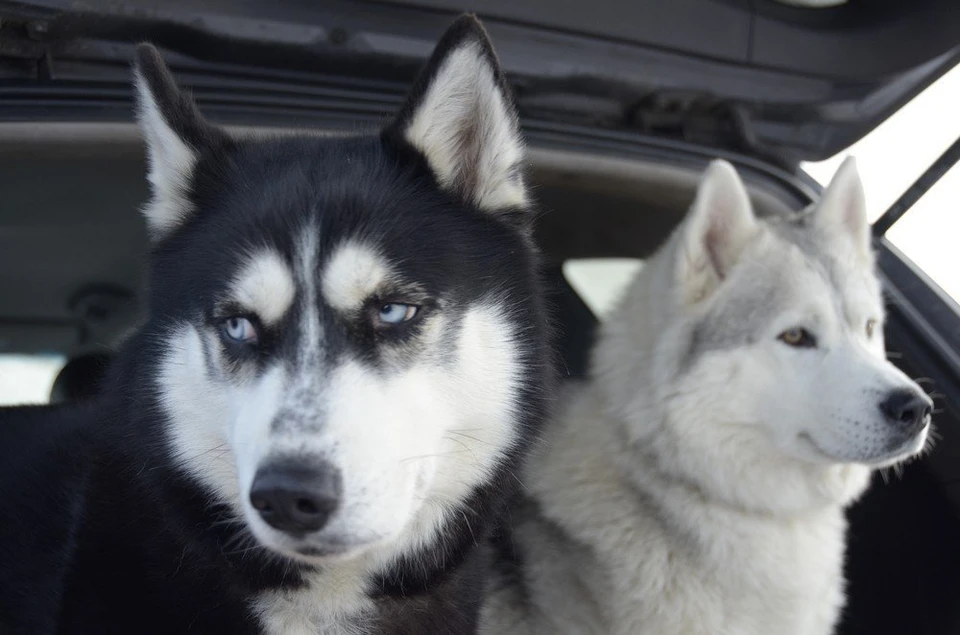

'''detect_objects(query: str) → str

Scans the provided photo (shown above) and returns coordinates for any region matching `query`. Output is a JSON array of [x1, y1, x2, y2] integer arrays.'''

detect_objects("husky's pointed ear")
[[678, 160, 758, 302], [813, 156, 871, 259], [386, 15, 528, 217], [133, 44, 223, 239]]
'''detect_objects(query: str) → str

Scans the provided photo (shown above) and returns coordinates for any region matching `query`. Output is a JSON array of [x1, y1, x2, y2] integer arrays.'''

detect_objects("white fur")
[[134, 70, 197, 238], [482, 159, 931, 635], [230, 250, 296, 325], [321, 242, 390, 313], [158, 225, 523, 631], [404, 41, 527, 211], [157, 324, 237, 504], [251, 571, 373, 635]]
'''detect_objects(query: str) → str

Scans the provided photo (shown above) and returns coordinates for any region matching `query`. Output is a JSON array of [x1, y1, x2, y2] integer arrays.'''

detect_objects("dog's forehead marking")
[[686, 267, 790, 365], [296, 226, 323, 368], [321, 241, 391, 313], [230, 250, 296, 326]]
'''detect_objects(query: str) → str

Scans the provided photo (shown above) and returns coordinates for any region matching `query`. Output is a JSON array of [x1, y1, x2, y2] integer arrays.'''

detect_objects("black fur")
[[133, 44, 226, 152], [0, 15, 552, 634]]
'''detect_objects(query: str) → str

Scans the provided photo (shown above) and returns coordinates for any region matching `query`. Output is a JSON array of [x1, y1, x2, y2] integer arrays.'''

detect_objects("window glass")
[[802, 63, 960, 304], [562, 258, 644, 320], [803, 63, 960, 223], [884, 163, 960, 303], [0, 354, 64, 406]]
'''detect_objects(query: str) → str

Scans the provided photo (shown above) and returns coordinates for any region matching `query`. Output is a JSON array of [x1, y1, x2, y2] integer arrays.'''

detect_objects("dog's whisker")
[[445, 430, 497, 447], [400, 450, 471, 463]]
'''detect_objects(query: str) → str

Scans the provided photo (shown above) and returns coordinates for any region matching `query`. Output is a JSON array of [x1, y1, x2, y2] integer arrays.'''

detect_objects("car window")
[[562, 258, 644, 320], [803, 62, 960, 305], [883, 162, 960, 304], [0, 354, 64, 406]]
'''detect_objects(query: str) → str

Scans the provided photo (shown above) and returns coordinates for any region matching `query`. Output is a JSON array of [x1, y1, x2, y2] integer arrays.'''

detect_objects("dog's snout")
[[879, 389, 932, 431], [249, 462, 342, 534]]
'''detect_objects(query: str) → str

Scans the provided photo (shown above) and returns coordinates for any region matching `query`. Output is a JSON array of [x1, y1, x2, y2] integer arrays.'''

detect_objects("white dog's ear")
[[678, 160, 758, 302], [133, 44, 224, 240], [386, 15, 528, 217], [813, 156, 871, 260]]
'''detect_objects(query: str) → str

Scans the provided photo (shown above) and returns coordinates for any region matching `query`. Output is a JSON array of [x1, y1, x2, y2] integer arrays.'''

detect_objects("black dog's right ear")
[[133, 44, 223, 239]]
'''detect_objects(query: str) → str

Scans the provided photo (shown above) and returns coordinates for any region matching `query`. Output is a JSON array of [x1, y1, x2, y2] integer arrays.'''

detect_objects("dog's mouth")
[[289, 538, 373, 562], [240, 501, 390, 564], [254, 529, 389, 564]]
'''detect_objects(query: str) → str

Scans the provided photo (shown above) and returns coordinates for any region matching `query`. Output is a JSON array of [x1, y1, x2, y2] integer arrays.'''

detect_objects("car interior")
[[3, 1, 960, 633], [3, 117, 959, 634]]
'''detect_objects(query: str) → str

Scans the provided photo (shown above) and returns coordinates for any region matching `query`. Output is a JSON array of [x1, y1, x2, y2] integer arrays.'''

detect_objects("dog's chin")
[[859, 424, 931, 469], [800, 421, 930, 468]]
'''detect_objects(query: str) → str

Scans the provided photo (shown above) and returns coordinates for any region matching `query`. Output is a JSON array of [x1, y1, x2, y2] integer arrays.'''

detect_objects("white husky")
[[481, 158, 933, 635]]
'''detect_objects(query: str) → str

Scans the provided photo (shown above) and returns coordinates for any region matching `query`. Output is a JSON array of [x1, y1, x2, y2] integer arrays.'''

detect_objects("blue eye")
[[378, 303, 418, 325], [221, 316, 258, 344]]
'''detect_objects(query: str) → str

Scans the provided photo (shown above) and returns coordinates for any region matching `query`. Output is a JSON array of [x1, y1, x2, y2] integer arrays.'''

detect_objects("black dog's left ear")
[[133, 44, 225, 239], [387, 15, 528, 216]]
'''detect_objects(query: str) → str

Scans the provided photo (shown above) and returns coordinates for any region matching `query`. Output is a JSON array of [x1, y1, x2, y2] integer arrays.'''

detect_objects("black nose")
[[249, 462, 342, 534], [880, 389, 933, 430]]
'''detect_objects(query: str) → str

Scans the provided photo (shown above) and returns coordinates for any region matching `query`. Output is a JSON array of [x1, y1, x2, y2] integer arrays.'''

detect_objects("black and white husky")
[[0, 15, 551, 634]]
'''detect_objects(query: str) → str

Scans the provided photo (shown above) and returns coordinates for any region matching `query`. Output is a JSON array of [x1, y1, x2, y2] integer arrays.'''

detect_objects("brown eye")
[[778, 327, 817, 348], [866, 318, 877, 338]]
